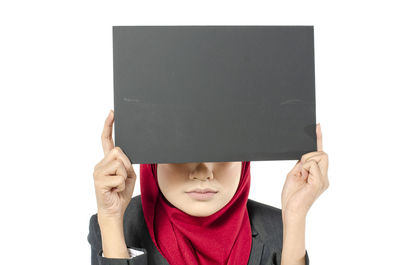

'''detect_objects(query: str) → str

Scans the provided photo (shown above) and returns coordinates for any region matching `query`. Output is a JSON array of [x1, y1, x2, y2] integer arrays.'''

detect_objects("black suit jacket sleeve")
[[272, 249, 310, 265], [88, 214, 148, 265], [247, 199, 310, 265]]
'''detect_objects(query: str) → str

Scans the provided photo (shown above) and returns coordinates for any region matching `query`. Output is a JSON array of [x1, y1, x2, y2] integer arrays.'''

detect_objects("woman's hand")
[[281, 123, 329, 221], [93, 110, 137, 222]]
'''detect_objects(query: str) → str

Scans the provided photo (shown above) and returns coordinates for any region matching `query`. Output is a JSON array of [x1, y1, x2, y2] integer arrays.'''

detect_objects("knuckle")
[[115, 160, 127, 175], [116, 147, 127, 159], [117, 175, 125, 184], [93, 166, 99, 174], [114, 158, 123, 166], [93, 173, 100, 185], [111, 147, 119, 155], [118, 182, 126, 191], [94, 161, 102, 171]]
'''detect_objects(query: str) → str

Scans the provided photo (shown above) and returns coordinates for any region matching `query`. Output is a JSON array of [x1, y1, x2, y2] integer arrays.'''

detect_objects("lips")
[[185, 188, 218, 193], [185, 189, 218, 201]]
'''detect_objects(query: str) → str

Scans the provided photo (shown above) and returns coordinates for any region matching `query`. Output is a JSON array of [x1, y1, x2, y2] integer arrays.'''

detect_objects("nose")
[[189, 163, 214, 181]]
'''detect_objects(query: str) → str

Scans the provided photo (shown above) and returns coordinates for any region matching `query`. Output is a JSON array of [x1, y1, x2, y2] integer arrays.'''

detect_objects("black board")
[[112, 25, 316, 164]]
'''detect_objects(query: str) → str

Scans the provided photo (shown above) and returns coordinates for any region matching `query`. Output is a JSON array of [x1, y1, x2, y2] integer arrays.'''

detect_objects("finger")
[[112, 147, 135, 176], [114, 146, 135, 177], [288, 159, 302, 176], [302, 160, 323, 187], [104, 160, 127, 192], [101, 110, 115, 156], [301, 161, 309, 179], [298, 151, 320, 179], [299, 152, 328, 178], [288, 159, 310, 181], [96, 147, 135, 177], [94, 159, 128, 191], [303, 159, 328, 192], [104, 159, 128, 179], [303, 155, 329, 184], [300, 151, 321, 164], [105, 175, 126, 192], [316, 123, 323, 152]]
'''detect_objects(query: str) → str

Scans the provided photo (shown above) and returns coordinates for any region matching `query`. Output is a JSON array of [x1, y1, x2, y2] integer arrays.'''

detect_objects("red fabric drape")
[[139, 161, 252, 265]]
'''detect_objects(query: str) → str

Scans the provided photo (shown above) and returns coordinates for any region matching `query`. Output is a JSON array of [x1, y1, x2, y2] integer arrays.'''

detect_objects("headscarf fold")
[[140, 161, 252, 265]]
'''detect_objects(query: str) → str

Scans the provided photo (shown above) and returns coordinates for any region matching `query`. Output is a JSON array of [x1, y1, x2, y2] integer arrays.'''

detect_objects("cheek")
[[219, 174, 241, 197], [158, 175, 185, 195]]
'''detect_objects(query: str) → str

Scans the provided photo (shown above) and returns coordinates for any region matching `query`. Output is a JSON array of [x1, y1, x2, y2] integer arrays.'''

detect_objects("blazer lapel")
[[247, 219, 265, 265]]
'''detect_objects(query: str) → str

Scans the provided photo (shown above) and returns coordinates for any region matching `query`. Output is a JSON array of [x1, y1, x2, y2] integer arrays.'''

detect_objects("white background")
[[1, 1, 399, 264]]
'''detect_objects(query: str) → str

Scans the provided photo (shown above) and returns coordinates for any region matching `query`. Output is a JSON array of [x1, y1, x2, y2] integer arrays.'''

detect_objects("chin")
[[182, 203, 219, 217]]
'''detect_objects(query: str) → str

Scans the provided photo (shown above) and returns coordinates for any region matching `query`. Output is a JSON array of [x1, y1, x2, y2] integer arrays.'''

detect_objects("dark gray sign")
[[113, 26, 316, 164]]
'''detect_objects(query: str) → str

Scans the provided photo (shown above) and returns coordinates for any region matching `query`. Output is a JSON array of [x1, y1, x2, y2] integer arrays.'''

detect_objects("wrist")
[[282, 210, 306, 225], [281, 216, 306, 265], [97, 208, 125, 225], [283, 218, 306, 237], [99, 221, 129, 258], [98, 217, 125, 244]]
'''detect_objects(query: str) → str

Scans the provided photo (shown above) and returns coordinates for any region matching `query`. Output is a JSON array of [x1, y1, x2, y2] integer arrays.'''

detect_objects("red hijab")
[[140, 161, 252, 265]]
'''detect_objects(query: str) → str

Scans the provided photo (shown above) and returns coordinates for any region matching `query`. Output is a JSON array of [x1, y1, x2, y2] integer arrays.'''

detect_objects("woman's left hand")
[[281, 123, 329, 222]]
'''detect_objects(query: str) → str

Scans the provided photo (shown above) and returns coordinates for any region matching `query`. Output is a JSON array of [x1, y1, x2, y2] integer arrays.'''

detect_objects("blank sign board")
[[112, 25, 316, 164]]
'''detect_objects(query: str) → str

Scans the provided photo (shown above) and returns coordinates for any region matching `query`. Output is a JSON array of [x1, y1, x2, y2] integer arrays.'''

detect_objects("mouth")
[[185, 188, 218, 193], [185, 188, 218, 201]]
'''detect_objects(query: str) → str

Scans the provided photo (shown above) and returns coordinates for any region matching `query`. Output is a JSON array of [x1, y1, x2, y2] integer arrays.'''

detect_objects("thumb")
[[288, 160, 302, 176]]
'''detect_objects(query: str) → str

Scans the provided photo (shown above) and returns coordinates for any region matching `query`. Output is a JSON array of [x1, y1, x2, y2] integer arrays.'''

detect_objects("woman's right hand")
[[93, 110, 137, 222]]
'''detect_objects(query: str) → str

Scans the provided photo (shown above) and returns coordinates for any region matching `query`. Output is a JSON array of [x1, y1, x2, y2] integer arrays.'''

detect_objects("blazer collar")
[[247, 215, 265, 265]]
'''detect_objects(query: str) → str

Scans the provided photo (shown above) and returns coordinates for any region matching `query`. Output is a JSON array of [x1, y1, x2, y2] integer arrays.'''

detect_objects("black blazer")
[[88, 195, 310, 265]]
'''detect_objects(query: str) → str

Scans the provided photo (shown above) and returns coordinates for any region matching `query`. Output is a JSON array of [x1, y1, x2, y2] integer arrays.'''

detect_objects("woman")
[[88, 110, 329, 265]]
